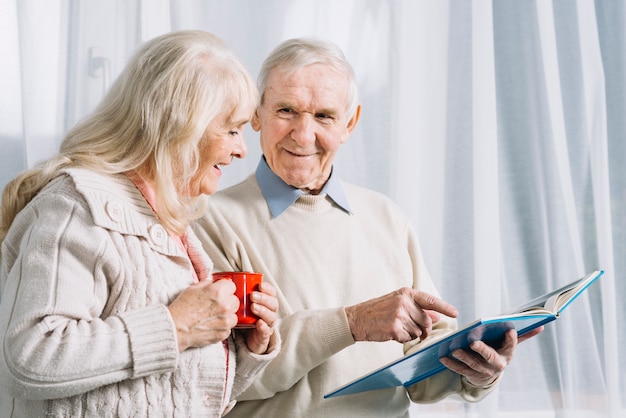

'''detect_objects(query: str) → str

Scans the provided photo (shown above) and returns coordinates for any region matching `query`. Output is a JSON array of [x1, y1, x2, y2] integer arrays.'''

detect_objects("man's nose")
[[290, 115, 316, 145]]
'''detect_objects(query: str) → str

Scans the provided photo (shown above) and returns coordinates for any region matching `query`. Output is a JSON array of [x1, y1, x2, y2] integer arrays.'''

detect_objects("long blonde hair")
[[1, 30, 257, 243]]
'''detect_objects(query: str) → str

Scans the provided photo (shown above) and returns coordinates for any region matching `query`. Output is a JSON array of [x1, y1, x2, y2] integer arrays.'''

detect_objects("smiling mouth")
[[286, 150, 315, 157]]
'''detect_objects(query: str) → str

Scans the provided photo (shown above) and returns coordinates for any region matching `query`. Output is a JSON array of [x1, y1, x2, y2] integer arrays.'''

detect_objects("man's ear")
[[251, 107, 261, 132], [346, 104, 361, 133]]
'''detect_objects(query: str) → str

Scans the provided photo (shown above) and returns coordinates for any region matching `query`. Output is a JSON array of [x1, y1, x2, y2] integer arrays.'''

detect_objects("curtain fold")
[[0, 0, 24, 186], [0, 1, 623, 416]]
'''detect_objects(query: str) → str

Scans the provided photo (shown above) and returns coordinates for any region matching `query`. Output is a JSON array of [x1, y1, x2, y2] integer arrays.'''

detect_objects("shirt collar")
[[256, 156, 352, 218]]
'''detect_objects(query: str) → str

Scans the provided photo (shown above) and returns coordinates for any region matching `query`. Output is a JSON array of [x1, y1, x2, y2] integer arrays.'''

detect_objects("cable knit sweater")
[[0, 169, 279, 418], [193, 173, 496, 418]]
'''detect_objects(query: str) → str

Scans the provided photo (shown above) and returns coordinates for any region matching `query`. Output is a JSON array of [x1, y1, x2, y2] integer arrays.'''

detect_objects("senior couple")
[[0, 30, 540, 417]]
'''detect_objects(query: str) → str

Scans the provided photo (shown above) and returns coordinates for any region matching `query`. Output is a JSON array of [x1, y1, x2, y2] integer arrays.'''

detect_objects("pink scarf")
[[125, 171, 207, 282]]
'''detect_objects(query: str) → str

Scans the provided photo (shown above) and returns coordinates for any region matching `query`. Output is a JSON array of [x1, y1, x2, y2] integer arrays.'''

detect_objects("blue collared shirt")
[[256, 156, 352, 218]]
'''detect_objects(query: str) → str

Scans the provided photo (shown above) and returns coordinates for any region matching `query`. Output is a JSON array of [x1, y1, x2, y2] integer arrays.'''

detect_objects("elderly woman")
[[0, 30, 279, 417]]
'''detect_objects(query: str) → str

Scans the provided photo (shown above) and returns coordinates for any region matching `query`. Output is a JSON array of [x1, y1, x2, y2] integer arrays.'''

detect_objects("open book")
[[325, 270, 604, 398]]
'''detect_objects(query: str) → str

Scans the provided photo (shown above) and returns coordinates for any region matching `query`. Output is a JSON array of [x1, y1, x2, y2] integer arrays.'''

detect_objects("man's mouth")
[[286, 150, 313, 157]]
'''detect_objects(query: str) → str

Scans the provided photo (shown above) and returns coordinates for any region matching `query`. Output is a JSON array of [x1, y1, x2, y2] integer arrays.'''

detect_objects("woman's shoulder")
[[51, 169, 158, 236]]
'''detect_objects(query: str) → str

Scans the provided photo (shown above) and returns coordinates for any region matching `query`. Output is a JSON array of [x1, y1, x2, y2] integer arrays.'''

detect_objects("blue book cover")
[[324, 270, 604, 398]]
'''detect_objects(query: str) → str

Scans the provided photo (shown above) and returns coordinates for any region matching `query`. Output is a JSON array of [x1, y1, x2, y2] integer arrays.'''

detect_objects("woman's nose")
[[232, 132, 248, 159]]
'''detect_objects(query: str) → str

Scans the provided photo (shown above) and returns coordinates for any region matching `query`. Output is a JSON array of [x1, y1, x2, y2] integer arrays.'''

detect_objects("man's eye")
[[316, 114, 335, 124], [229, 130, 240, 136], [276, 108, 296, 119]]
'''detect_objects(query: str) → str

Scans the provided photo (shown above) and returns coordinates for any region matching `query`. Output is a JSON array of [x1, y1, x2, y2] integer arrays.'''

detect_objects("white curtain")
[[1, 1, 624, 417]]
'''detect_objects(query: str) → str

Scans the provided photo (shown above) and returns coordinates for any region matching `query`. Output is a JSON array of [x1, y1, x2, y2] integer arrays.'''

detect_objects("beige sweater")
[[0, 169, 278, 417], [194, 174, 495, 418]]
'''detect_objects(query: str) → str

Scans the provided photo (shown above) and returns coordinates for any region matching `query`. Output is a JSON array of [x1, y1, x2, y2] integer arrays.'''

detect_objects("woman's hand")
[[241, 282, 279, 354], [168, 279, 239, 352]]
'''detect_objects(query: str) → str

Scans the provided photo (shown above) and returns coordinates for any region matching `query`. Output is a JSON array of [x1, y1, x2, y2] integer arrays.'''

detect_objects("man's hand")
[[439, 326, 544, 387], [345, 288, 458, 343]]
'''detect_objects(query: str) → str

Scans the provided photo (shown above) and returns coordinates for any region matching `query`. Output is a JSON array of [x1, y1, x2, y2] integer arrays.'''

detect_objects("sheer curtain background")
[[1, 1, 624, 417]]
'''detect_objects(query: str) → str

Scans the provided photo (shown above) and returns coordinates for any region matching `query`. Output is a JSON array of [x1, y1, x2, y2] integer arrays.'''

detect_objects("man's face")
[[252, 64, 360, 194]]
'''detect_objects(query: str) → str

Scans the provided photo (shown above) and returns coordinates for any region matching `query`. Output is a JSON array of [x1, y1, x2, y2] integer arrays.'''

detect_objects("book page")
[[501, 270, 602, 315]]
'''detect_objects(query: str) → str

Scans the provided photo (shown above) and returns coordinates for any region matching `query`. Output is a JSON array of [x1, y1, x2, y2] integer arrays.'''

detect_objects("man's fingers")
[[413, 291, 458, 318], [426, 310, 441, 323], [517, 326, 543, 344]]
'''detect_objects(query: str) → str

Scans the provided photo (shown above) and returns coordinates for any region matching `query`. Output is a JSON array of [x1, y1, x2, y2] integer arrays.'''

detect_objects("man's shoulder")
[[342, 181, 389, 199], [341, 181, 400, 208], [213, 174, 261, 201], [208, 174, 267, 219], [340, 181, 413, 227]]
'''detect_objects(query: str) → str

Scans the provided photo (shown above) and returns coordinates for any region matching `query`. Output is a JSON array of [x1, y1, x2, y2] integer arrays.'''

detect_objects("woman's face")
[[189, 113, 249, 196]]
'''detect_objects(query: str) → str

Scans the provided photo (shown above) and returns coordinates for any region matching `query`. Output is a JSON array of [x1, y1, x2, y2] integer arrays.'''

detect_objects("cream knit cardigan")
[[0, 169, 278, 417]]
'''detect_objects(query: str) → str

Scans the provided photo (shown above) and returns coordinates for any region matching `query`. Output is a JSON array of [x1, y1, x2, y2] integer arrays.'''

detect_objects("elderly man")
[[193, 38, 540, 418]]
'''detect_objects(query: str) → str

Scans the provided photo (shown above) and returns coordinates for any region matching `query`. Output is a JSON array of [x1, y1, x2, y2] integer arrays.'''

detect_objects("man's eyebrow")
[[315, 107, 340, 117], [273, 101, 294, 109], [270, 101, 340, 117]]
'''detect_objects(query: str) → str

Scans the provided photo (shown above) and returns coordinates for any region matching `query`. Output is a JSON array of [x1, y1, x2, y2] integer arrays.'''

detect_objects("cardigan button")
[[149, 224, 167, 246], [105, 201, 123, 222]]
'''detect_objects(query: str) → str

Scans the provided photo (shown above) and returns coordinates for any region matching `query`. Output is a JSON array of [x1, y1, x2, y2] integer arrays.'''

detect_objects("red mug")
[[212, 271, 263, 328]]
